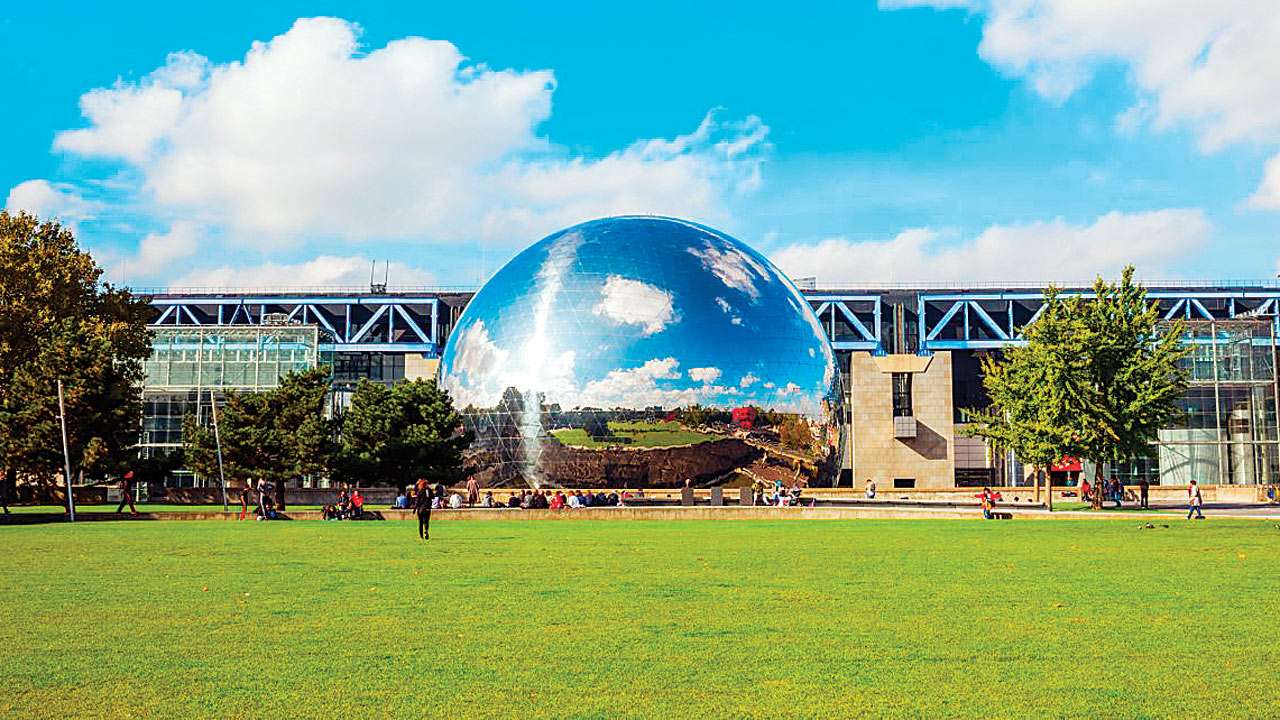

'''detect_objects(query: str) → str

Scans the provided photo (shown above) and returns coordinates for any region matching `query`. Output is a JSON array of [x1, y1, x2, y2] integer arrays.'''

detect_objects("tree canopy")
[[336, 378, 471, 488], [962, 267, 1189, 497], [0, 212, 152, 487], [183, 368, 334, 508]]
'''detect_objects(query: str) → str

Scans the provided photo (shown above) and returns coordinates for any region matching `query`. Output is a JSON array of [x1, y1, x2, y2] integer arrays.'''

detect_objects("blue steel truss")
[[147, 285, 1280, 358], [805, 294, 882, 352], [148, 295, 439, 354], [918, 289, 1280, 352]]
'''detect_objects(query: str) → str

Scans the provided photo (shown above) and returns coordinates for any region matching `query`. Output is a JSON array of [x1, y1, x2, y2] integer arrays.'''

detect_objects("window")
[[893, 478, 916, 489], [892, 373, 913, 417]]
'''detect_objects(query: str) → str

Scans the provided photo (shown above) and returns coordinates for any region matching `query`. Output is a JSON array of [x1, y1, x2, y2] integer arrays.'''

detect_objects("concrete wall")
[[405, 354, 439, 381], [850, 352, 955, 489]]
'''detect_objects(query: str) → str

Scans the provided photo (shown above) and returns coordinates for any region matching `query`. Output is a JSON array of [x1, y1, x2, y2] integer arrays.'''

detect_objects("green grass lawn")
[[2, 518, 1278, 719], [552, 420, 724, 448]]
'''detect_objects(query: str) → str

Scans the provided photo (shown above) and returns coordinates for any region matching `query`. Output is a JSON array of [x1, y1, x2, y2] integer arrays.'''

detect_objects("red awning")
[[1050, 456, 1082, 472]]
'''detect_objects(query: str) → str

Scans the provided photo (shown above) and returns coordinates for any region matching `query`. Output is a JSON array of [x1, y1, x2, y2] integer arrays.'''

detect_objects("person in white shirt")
[[1187, 480, 1204, 519], [865, 479, 877, 500], [568, 493, 582, 509], [449, 492, 463, 510]]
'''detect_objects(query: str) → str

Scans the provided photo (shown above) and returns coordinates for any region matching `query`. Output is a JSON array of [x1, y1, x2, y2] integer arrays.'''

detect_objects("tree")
[[778, 415, 813, 453], [183, 368, 334, 509], [0, 212, 152, 505], [962, 267, 1189, 509], [337, 378, 470, 488]]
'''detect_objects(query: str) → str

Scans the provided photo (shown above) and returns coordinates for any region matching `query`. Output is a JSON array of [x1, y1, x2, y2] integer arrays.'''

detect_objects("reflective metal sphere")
[[439, 216, 843, 488]]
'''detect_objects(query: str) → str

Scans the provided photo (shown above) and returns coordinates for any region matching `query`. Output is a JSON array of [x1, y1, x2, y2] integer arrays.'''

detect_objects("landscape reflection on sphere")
[[438, 216, 843, 488]]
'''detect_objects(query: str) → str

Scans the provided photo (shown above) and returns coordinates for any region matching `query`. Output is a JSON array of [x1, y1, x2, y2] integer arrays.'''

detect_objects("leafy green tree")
[[963, 267, 1189, 508], [337, 378, 470, 488], [183, 368, 334, 508], [0, 212, 151, 504]]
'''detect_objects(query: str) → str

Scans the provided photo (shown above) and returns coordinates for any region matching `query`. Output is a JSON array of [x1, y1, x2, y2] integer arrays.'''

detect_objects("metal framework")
[[146, 286, 1280, 357], [916, 289, 1280, 352], [805, 294, 882, 352], [148, 295, 439, 355]]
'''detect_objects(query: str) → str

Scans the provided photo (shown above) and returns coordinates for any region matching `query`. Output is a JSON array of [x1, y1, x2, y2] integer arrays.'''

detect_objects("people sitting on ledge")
[[481, 491, 495, 508], [393, 489, 408, 509]]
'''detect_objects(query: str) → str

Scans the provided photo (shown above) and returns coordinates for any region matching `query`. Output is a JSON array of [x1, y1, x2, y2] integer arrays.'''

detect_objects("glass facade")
[[144, 326, 324, 391], [1154, 320, 1280, 484], [141, 326, 328, 486]]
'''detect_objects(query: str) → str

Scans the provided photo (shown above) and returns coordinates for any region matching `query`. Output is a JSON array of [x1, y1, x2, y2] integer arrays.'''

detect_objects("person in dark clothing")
[[115, 471, 138, 514], [507, 493, 521, 509], [239, 481, 254, 521], [1138, 477, 1150, 509], [414, 479, 431, 540]]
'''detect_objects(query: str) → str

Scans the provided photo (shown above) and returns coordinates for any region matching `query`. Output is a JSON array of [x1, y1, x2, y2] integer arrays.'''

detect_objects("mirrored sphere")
[[438, 216, 843, 488]]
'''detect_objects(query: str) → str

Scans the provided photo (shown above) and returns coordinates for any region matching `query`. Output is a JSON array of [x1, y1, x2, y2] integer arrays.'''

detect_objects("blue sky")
[[4, 1, 1279, 287]]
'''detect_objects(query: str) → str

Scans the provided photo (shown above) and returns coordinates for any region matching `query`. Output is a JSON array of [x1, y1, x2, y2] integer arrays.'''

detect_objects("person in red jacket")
[[350, 488, 364, 518], [975, 487, 1002, 519]]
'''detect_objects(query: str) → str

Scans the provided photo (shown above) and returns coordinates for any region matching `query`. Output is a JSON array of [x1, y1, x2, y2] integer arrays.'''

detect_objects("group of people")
[[395, 477, 482, 512], [322, 487, 365, 520], [751, 479, 807, 506], [481, 488, 628, 509], [237, 479, 279, 521], [1080, 476, 1149, 509]]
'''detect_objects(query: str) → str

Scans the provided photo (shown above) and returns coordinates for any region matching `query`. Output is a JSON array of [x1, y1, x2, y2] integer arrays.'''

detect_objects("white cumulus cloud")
[[170, 255, 435, 289], [593, 275, 678, 335], [5, 180, 101, 227], [770, 209, 1209, 283], [688, 367, 722, 384], [881, 0, 1280, 207], [26, 16, 768, 261]]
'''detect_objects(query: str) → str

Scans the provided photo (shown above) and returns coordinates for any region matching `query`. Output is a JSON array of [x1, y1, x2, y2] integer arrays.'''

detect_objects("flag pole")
[[56, 378, 76, 523]]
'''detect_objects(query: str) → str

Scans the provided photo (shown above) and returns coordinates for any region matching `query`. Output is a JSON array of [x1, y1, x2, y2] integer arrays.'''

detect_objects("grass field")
[[552, 420, 724, 448], [2, 518, 1278, 719]]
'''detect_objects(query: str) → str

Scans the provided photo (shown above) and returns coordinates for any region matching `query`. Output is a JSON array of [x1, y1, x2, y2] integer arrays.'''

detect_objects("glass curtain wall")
[[140, 326, 328, 486], [1155, 320, 1280, 485]]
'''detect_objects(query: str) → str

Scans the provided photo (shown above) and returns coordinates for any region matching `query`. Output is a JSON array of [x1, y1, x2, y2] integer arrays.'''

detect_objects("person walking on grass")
[[115, 471, 138, 514], [414, 479, 432, 541], [1187, 480, 1204, 520]]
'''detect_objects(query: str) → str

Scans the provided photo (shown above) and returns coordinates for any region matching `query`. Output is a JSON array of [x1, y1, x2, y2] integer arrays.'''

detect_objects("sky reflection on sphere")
[[438, 216, 842, 487]]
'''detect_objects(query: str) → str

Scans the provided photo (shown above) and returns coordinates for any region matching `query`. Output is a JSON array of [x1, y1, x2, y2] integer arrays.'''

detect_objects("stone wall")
[[850, 352, 956, 489], [538, 438, 762, 487]]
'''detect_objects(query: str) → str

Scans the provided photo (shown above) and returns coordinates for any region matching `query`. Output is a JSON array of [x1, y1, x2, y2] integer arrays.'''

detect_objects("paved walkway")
[[5, 502, 1279, 523]]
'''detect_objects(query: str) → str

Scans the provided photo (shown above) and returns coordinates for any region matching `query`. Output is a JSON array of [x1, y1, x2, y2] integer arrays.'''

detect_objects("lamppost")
[[56, 378, 75, 522]]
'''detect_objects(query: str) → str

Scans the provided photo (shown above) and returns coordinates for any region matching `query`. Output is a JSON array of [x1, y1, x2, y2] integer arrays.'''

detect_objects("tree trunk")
[[1033, 466, 1042, 505], [1091, 467, 1104, 510], [276, 478, 287, 511], [1045, 468, 1053, 512]]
